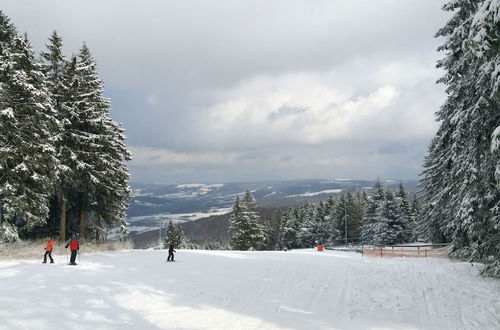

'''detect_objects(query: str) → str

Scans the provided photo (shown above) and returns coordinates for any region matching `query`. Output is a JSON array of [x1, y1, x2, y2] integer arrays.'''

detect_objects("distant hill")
[[131, 207, 279, 249], [131, 212, 231, 249]]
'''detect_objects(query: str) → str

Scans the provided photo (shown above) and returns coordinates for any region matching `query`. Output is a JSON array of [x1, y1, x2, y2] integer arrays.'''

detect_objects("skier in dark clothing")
[[43, 237, 55, 263], [167, 243, 176, 262], [65, 234, 79, 265]]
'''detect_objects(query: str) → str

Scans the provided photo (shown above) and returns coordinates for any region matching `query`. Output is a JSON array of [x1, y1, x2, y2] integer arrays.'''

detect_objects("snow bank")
[[0, 249, 498, 329], [0, 239, 132, 261]]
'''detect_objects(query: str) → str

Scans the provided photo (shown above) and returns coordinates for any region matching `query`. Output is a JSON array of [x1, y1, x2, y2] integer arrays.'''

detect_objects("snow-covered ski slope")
[[0, 249, 498, 330]]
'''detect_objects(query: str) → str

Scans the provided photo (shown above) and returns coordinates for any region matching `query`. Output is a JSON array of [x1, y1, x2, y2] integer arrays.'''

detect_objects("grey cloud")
[[267, 106, 308, 121], [235, 152, 270, 162], [378, 143, 411, 155], [280, 155, 294, 162]]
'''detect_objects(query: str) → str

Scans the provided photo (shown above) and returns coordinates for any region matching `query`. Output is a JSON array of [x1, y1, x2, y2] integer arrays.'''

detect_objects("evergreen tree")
[[0, 11, 18, 241], [297, 203, 316, 247], [420, 0, 499, 275], [61, 44, 132, 240], [163, 221, 176, 248], [40, 31, 70, 241], [280, 209, 299, 249], [0, 25, 58, 240], [229, 191, 264, 250], [175, 223, 186, 248], [410, 194, 422, 241], [372, 190, 407, 246], [311, 201, 331, 245], [395, 183, 413, 242], [241, 190, 264, 249], [331, 191, 361, 244], [362, 180, 386, 244], [396, 183, 411, 217], [259, 215, 275, 250], [0, 11, 16, 53], [229, 195, 243, 248], [163, 221, 185, 248]]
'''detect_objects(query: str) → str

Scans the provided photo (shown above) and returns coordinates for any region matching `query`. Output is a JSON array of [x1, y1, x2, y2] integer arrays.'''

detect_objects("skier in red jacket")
[[43, 237, 54, 263], [65, 234, 79, 265]]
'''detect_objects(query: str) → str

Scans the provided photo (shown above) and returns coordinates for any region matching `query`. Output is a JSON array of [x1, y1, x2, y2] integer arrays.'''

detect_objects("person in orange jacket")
[[65, 234, 79, 265], [43, 237, 55, 263]]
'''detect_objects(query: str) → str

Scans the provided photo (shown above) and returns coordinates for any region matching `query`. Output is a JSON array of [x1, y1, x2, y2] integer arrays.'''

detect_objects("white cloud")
[[198, 56, 442, 150]]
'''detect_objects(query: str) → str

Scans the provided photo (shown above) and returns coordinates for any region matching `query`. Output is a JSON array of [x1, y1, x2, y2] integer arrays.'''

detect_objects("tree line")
[[0, 12, 131, 242], [228, 182, 420, 251]]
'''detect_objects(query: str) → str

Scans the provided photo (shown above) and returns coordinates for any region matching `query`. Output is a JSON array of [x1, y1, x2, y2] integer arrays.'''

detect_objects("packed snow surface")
[[0, 249, 499, 330]]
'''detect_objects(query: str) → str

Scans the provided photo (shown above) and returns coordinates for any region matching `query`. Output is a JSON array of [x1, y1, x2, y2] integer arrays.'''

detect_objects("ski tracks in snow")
[[1, 249, 499, 330]]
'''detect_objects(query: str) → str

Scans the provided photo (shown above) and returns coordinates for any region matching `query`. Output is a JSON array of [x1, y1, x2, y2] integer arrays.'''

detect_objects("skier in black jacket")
[[167, 243, 176, 262]]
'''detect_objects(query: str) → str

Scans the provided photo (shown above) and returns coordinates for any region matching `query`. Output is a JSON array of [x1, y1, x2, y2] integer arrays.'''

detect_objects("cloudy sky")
[[2, 0, 449, 183]]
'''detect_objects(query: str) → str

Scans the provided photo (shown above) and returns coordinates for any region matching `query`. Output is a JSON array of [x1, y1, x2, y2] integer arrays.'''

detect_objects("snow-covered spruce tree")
[[410, 194, 422, 241], [420, 0, 499, 276], [395, 183, 413, 242], [419, 1, 480, 245], [0, 11, 18, 242], [297, 203, 317, 247], [241, 190, 265, 249], [40, 31, 71, 241], [163, 221, 176, 248], [396, 183, 411, 217], [0, 26, 58, 241], [175, 223, 186, 248], [465, 0, 500, 275], [163, 221, 185, 248], [362, 180, 385, 244], [349, 191, 365, 240], [259, 215, 275, 250], [229, 195, 243, 248], [371, 190, 407, 246], [279, 208, 299, 249], [62, 44, 132, 240], [229, 192, 264, 250], [312, 201, 332, 245], [330, 191, 361, 244]]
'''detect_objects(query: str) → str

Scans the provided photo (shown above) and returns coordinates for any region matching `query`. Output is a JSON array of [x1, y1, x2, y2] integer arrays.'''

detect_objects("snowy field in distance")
[[125, 207, 232, 232], [286, 189, 342, 198], [0, 249, 499, 330]]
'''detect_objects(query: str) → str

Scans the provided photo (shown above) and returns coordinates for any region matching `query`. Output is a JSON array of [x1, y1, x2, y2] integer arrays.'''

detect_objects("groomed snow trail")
[[0, 249, 499, 330]]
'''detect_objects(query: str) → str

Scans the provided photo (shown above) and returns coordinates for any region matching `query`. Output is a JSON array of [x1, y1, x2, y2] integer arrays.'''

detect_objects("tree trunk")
[[95, 229, 100, 242], [79, 207, 87, 241], [58, 196, 66, 242]]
